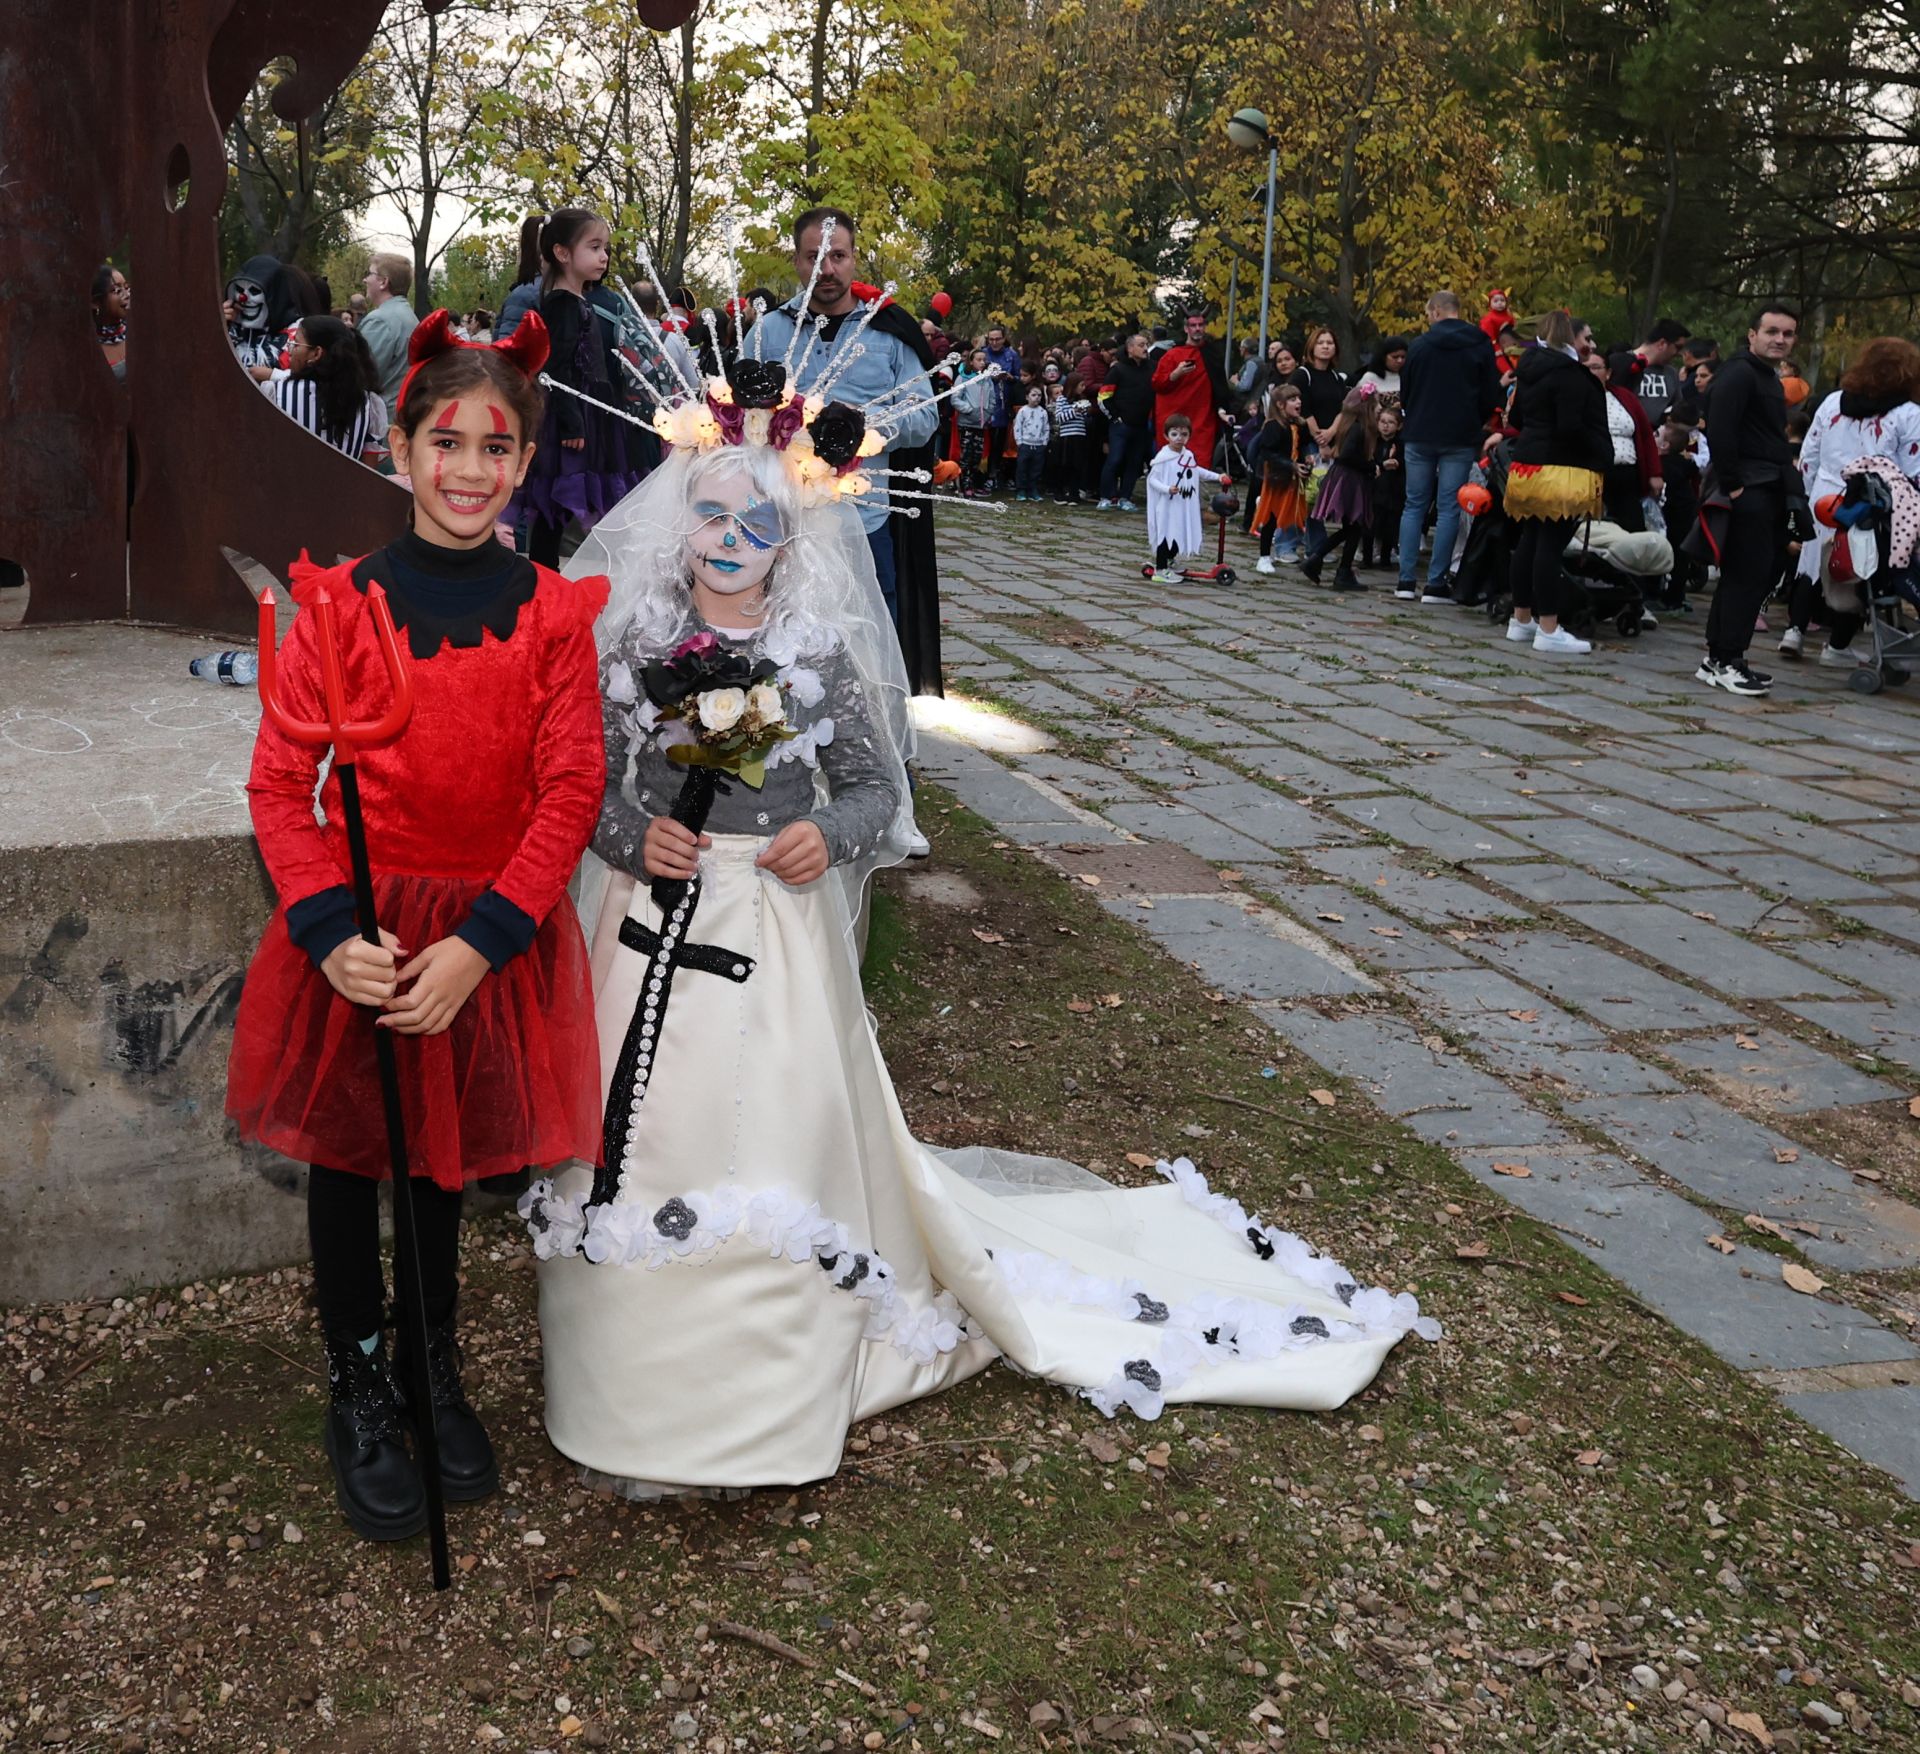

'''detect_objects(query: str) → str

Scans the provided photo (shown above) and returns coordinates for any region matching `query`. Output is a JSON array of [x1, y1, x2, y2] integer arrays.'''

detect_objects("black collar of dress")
[[353, 530, 539, 659]]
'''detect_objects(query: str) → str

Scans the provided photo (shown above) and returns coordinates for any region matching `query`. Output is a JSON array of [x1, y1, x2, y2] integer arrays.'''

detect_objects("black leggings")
[[1510, 515, 1577, 618], [1787, 572, 1865, 647], [309, 1165, 464, 1338]]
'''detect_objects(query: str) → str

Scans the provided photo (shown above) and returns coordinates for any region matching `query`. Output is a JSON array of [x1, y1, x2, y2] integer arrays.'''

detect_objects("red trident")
[[258, 576, 450, 1591]]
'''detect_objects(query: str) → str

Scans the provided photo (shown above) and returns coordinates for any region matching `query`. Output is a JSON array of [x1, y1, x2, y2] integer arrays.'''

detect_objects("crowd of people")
[[911, 289, 1909, 697], [82, 231, 1916, 703]]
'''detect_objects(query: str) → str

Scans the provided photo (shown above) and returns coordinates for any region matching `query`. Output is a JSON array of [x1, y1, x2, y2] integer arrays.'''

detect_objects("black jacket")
[[1508, 346, 1609, 473], [1103, 354, 1156, 427], [1400, 318, 1504, 450], [1705, 351, 1794, 492]]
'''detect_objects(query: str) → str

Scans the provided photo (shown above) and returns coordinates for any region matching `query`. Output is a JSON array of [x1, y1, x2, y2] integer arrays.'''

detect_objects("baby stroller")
[[1453, 444, 1513, 608], [1817, 468, 1920, 695], [1481, 512, 1661, 640]]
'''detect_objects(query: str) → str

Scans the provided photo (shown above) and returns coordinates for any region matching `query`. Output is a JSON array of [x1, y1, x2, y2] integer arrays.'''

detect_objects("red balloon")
[[1815, 491, 1844, 527], [1457, 482, 1493, 515], [930, 290, 953, 319]]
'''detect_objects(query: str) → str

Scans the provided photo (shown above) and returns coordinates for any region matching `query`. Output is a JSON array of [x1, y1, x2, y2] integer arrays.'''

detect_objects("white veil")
[[567, 443, 916, 955]]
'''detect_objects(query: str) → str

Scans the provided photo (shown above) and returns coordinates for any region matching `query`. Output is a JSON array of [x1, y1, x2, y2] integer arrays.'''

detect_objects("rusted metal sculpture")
[[0, 0, 695, 638]]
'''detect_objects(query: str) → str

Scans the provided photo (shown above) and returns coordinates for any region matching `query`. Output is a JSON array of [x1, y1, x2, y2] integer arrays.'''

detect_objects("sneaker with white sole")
[[1255, 556, 1275, 574], [1394, 585, 1418, 600], [1778, 626, 1805, 658], [1420, 583, 1455, 605], [905, 828, 931, 859], [1819, 641, 1868, 668], [1696, 656, 1772, 695], [1505, 617, 1534, 641], [1533, 626, 1591, 655], [1095, 499, 1114, 510]]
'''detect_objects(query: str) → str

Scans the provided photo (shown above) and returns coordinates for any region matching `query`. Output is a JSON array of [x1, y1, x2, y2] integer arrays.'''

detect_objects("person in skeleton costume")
[[517, 227, 1438, 1499], [225, 253, 310, 381]]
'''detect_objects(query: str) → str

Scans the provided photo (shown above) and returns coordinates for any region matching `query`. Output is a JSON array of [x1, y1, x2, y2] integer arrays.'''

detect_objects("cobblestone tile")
[[1568, 1092, 1920, 1272], [1465, 930, 1742, 1030], [1558, 902, 1851, 1001], [1332, 795, 1538, 861], [1660, 1028, 1898, 1113]]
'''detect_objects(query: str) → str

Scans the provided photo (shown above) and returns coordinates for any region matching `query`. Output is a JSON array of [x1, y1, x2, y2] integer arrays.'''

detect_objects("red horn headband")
[[397, 308, 552, 421]]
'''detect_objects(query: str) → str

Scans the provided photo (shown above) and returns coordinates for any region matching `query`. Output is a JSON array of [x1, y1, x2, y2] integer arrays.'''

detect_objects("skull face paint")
[[685, 467, 785, 600], [225, 276, 268, 330]]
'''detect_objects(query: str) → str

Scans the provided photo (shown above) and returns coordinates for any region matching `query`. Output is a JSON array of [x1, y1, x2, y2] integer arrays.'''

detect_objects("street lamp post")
[[1226, 107, 1277, 367]]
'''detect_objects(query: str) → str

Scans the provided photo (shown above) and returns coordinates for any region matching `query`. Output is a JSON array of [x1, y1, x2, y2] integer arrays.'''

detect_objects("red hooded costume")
[[1479, 290, 1516, 350]]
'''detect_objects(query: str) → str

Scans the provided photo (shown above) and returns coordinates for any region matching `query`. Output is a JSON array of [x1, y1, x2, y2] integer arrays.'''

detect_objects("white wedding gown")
[[524, 838, 1437, 1496]]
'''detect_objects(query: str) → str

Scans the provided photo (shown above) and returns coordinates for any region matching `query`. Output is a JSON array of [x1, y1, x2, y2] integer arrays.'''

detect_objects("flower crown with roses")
[[536, 214, 999, 514]]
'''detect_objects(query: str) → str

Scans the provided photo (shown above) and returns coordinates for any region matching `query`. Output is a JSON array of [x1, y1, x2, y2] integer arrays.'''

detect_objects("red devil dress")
[[227, 532, 610, 1189]]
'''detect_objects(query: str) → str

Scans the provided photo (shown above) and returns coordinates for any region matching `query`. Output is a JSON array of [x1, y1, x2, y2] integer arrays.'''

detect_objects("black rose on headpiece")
[[807, 401, 867, 470], [725, 356, 789, 409]]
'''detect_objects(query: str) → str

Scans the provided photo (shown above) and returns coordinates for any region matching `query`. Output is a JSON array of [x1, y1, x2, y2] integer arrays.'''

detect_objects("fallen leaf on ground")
[[1491, 1162, 1532, 1178], [1556, 1291, 1589, 1306], [1909, 1094, 1920, 1119], [1727, 1710, 1774, 1748], [1744, 1215, 1788, 1240], [1098, 992, 1123, 1008], [1067, 999, 1095, 1014], [1124, 1152, 1157, 1169], [1141, 1443, 1172, 1468], [1736, 1035, 1762, 1051], [1371, 926, 1404, 939], [1782, 1264, 1827, 1296], [1317, 911, 1346, 922], [1707, 1233, 1737, 1255], [1507, 1008, 1539, 1023], [1456, 1242, 1491, 1260], [1308, 1088, 1336, 1106], [1356, 1424, 1384, 1442], [1218, 869, 1244, 882], [1852, 1166, 1885, 1182], [1081, 1432, 1121, 1464], [1077, 873, 1101, 887], [1506, 1412, 1535, 1435], [970, 928, 1006, 945], [1772, 1146, 1799, 1164], [1575, 1448, 1602, 1467]]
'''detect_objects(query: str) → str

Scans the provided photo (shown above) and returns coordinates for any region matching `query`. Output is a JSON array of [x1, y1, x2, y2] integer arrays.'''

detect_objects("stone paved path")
[[916, 504, 1920, 1496]]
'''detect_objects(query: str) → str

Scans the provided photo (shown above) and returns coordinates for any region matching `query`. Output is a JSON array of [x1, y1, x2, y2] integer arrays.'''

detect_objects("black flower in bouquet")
[[641, 630, 779, 710], [807, 401, 867, 471], [725, 356, 788, 409]]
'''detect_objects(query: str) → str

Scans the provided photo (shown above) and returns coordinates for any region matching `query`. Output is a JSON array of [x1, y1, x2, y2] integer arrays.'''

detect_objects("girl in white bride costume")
[[521, 347, 1437, 1499]]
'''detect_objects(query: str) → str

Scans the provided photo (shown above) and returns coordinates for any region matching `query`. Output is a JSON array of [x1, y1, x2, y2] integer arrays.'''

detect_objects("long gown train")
[[525, 837, 1436, 1495]]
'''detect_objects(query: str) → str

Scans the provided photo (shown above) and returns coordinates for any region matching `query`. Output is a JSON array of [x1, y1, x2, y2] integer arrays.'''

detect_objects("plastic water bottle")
[[188, 650, 259, 686]]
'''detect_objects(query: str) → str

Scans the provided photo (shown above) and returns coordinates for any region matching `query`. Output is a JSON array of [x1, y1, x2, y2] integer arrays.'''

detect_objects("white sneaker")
[[1505, 617, 1534, 641], [1533, 626, 1591, 655], [1255, 556, 1275, 574], [905, 827, 931, 859], [1639, 608, 1659, 630], [1275, 551, 1302, 566], [1778, 626, 1805, 658], [1394, 585, 1418, 601], [1819, 641, 1868, 668], [1095, 499, 1114, 510]]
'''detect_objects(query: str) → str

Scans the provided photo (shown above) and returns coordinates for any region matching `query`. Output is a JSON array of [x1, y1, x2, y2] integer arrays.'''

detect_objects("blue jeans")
[[1099, 419, 1150, 503], [866, 524, 898, 629], [1398, 444, 1476, 587]]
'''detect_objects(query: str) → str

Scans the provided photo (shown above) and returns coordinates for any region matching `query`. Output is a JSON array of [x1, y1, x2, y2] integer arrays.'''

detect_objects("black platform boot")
[[394, 1311, 499, 1502], [321, 1327, 427, 1541]]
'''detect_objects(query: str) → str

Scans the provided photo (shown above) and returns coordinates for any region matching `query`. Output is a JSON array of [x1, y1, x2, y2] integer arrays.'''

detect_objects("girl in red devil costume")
[[226, 311, 609, 1542]]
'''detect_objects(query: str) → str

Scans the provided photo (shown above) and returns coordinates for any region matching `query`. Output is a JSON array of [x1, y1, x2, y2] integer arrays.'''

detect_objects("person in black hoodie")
[[1696, 304, 1805, 696], [1502, 309, 1609, 655], [1396, 290, 1505, 603], [1097, 332, 1157, 509]]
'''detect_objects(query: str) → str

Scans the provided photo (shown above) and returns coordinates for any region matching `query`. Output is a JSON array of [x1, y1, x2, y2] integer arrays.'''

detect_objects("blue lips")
[[708, 558, 744, 574]]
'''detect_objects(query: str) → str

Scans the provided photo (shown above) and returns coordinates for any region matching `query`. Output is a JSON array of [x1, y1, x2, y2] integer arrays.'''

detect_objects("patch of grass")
[[3, 792, 1918, 1754]]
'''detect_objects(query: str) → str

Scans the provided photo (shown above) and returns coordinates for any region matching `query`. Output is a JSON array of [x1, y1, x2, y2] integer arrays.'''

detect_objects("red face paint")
[[492, 457, 507, 501], [487, 403, 508, 436], [441, 399, 462, 429]]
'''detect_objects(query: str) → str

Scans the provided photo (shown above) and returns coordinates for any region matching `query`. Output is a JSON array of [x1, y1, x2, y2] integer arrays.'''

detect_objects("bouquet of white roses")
[[642, 631, 797, 790]]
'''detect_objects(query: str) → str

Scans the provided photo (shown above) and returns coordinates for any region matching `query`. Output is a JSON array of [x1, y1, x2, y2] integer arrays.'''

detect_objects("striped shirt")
[[1052, 396, 1091, 438], [272, 379, 387, 459]]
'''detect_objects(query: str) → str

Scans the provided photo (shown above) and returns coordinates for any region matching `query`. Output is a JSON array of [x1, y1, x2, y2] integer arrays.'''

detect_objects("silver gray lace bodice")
[[592, 622, 902, 876]]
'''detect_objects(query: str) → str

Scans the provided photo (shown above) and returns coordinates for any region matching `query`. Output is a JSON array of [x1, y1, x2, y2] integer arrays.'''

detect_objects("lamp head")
[[1226, 107, 1271, 152]]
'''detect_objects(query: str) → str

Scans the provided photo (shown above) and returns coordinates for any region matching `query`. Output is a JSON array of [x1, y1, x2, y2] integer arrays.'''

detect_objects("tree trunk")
[[1639, 127, 1680, 335], [664, 15, 697, 290], [804, 0, 833, 195]]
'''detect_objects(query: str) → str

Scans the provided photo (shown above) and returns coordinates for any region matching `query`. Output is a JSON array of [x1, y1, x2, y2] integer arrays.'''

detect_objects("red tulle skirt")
[[226, 875, 601, 1189]]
